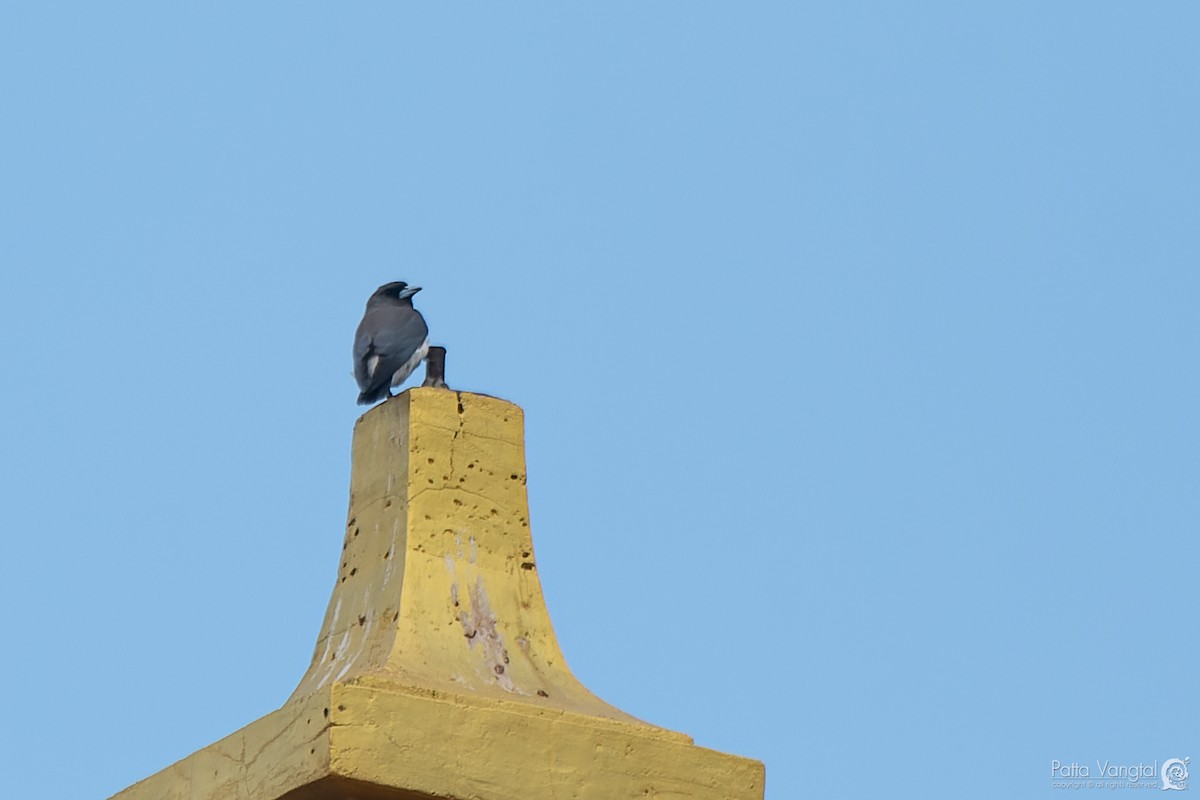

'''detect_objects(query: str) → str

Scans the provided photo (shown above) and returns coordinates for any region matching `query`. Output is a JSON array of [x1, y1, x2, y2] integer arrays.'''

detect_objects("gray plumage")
[[353, 281, 430, 405]]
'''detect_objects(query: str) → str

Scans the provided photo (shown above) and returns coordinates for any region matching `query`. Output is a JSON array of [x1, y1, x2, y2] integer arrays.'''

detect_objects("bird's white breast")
[[391, 338, 430, 388]]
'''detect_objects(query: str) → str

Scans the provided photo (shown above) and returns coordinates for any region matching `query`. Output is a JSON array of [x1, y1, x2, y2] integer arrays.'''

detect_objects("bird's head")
[[372, 281, 423, 303]]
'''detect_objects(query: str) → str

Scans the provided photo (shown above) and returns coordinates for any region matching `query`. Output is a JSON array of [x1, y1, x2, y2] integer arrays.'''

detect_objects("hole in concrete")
[[537, 690, 549, 698], [521, 562, 535, 570], [358, 615, 366, 626], [323, 707, 329, 718], [494, 665, 505, 675]]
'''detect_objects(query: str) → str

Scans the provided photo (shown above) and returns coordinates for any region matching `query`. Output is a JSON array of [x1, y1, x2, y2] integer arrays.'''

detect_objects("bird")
[[353, 281, 430, 405]]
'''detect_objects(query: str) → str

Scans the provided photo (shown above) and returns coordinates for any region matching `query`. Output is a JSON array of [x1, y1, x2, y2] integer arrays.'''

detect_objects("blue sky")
[[1, 3, 1197, 798]]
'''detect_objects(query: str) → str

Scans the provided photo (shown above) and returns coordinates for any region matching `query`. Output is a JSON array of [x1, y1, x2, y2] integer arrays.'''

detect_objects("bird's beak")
[[398, 286, 422, 300]]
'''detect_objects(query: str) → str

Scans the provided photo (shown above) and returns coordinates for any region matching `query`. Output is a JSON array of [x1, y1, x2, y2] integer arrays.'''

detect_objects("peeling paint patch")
[[457, 576, 515, 692]]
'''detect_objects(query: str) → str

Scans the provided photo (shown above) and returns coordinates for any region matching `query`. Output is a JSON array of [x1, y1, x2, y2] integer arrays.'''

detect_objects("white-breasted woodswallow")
[[353, 281, 430, 405]]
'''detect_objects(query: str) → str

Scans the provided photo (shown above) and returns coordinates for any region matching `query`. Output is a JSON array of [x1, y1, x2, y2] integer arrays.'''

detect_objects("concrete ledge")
[[326, 680, 763, 800], [111, 689, 333, 800]]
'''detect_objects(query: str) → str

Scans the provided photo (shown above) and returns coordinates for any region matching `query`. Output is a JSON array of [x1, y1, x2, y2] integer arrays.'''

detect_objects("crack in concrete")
[[244, 715, 314, 768], [408, 484, 509, 510]]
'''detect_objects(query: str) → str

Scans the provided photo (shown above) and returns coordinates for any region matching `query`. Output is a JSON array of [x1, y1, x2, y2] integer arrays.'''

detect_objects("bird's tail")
[[357, 385, 389, 406]]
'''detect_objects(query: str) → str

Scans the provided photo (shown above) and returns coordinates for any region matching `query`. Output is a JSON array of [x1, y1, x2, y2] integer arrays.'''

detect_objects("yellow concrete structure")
[[111, 388, 764, 800]]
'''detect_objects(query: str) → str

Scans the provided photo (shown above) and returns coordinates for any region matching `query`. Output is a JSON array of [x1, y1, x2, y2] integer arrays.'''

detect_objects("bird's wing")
[[354, 306, 429, 391], [353, 323, 376, 388]]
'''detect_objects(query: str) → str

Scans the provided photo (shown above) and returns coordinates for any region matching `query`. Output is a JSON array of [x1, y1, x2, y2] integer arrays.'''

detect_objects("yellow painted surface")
[[111, 689, 334, 800], [111, 388, 764, 800]]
